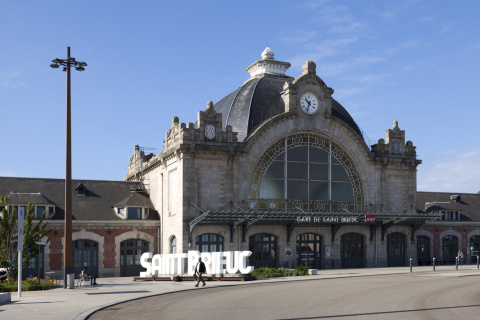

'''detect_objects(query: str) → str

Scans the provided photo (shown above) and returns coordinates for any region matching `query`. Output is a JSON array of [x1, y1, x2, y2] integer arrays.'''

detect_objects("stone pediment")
[[281, 60, 334, 116]]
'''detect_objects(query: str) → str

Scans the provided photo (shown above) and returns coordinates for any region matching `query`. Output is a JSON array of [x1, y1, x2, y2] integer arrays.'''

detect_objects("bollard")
[[410, 258, 412, 273], [477, 256, 479, 269], [433, 257, 436, 271], [456, 257, 458, 270]]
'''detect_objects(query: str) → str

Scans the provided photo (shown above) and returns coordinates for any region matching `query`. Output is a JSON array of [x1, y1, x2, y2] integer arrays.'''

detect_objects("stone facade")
[[125, 49, 460, 270]]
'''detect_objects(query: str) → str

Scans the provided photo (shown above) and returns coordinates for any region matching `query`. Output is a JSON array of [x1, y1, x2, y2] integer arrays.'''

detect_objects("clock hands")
[[304, 97, 311, 112]]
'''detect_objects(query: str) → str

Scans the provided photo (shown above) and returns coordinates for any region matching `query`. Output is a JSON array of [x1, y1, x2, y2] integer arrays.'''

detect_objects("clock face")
[[300, 92, 319, 114], [205, 124, 216, 139]]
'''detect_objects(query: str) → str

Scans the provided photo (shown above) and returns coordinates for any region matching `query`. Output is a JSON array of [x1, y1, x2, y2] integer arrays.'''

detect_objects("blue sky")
[[1, 0, 479, 193]]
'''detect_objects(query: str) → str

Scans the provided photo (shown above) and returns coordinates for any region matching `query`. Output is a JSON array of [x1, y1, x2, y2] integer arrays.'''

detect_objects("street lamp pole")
[[50, 47, 87, 288]]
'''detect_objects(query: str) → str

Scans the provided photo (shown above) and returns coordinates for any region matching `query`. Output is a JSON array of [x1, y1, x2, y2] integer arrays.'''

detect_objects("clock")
[[205, 124, 216, 139], [300, 92, 319, 115]]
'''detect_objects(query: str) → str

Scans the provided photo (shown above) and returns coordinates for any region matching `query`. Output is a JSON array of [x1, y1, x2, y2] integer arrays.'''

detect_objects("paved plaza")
[[1, 265, 479, 320]]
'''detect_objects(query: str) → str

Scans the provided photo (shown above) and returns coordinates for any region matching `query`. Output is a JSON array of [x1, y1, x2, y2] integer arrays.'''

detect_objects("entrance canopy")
[[188, 204, 441, 244]]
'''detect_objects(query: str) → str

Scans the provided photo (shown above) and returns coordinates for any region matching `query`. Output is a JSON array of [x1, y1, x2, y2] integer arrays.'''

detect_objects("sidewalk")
[[1, 265, 479, 320]]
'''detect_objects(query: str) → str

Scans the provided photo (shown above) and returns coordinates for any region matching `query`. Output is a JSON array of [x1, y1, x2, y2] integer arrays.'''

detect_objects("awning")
[[188, 204, 441, 243]]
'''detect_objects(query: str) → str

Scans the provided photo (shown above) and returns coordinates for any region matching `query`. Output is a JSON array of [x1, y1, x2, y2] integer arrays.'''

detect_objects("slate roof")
[[0, 177, 157, 221], [416, 191, 480, 221], [4, 192, 55, 205], [114, 192, 154, 207], [213, 74, 363, 141]]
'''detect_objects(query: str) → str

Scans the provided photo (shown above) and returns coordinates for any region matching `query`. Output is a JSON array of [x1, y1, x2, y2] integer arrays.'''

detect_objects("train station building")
[[1, 48, 479, 277]]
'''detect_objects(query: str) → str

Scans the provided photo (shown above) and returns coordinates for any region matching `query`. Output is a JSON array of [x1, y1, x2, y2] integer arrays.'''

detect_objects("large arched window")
[[470, 236, 480, 264], [195, 234, 224, 252], [442, 235, 458, 261], [417, 236, 431, 265], [249, 134, 363, 212], [260, 146, 353, 201], [120, 239, 149, 277], [72, 239, 98, 277]]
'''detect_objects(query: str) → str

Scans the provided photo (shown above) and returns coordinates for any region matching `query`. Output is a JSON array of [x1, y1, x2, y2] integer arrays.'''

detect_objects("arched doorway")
[[196, 234, 224, 252], [417, 236, 431, 265], [120, 239, 149, 277], [341, 233, 364, 268], [387, 232, 406, 267], [73, 239, 98, 277], [296, 233, 322, 269], [249, 233, 277, 268], [470, 236, 480, 264], [442, 235, 458, 262]]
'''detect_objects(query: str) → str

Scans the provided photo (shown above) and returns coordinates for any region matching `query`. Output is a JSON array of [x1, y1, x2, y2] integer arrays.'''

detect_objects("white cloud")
[[418, 147, 480, 193], [334, 87, 367, 100], [368, 0, 423, 22], [439, 21, 455, 34], [278, 31, 319, 45], [399, 60, 424, 72], [384, 38, 423, 55], [0, 70, 25, 89]]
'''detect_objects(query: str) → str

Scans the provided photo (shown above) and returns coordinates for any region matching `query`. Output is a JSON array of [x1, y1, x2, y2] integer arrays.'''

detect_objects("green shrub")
[[0, 278, 59, 292], [251, 266, 310, 279]]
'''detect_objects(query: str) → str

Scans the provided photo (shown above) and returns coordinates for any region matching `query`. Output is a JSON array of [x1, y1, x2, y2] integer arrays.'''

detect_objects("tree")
[[0, 196, 51, 282]]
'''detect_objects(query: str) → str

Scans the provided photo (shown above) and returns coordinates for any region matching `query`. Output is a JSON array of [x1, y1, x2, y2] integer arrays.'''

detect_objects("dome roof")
[[213, 48, 362, 141], [213, 74, 362, 141]]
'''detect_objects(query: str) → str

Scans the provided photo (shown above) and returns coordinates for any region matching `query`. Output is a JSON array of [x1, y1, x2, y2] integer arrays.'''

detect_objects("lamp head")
[[75, 66, 85, 71], [50, 64, 59, 68]]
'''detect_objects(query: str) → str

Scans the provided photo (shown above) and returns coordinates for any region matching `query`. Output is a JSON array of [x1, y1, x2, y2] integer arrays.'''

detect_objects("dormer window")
[[114, 192, 153, 220], [36, 206, 46, 219], [118, 207, 125, 216], [127, 207, 142, 219], [114, 205, 149, 220], [75, 183, 86, 196], [441, 210, 461, 221]]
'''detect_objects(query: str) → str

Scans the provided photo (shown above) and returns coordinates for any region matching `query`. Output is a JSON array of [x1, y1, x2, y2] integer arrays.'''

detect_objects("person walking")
[[195, 257, 206, 287]]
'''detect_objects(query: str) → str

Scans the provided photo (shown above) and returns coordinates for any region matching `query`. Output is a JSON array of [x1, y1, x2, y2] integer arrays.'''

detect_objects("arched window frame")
[[195, 233, 224, 253], [248, 133, 363, 212]]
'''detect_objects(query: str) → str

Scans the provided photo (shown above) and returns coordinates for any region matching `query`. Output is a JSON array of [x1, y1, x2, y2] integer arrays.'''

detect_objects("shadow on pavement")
[[278, 304, 480, 319], [85, 291, 151, 295]]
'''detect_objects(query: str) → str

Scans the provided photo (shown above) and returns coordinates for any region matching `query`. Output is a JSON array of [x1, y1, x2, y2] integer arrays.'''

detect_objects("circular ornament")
[[300, 92, 319, 115]]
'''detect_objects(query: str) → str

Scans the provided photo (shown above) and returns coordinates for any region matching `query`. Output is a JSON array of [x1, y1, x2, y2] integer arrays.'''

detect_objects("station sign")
[[365, 215, 376, 223], [139, 250, 254, 277]]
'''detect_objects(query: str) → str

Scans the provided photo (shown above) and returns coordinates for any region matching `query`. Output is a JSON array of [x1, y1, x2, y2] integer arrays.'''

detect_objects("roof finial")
[[261, 46, 274, 60]]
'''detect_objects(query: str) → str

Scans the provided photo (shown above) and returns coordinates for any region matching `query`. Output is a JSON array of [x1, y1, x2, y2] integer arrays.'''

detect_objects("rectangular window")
[[287, 180, 308, 200], [15, 206, 27, 220], [127, 207, 142, 219], [36, 206, 46, 219], [260, 179, 285, 199], [310, 163, 329, 180], [118, 207, 125, 216], [168, 169, 177, 214], [287, 162, 308, 179], [309, 181, 329, 200]]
